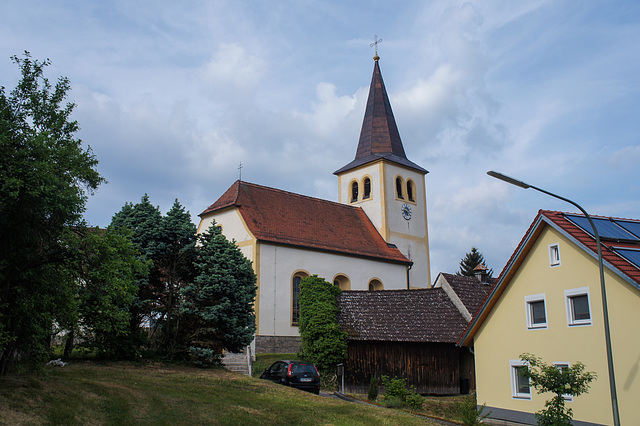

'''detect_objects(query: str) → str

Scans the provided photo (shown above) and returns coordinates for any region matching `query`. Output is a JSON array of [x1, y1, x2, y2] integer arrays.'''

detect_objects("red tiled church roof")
[[200, 180, 411, 264]]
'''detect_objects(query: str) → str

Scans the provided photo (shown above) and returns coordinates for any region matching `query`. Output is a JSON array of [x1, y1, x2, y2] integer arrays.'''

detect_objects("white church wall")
[[198, 208, 255, 257], [256, 243, 409, 337]]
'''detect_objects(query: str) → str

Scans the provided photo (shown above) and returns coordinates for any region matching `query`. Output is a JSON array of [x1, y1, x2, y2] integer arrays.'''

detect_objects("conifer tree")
[[110, 195, 163, 350], [110, 196, 197, 357], [180, 224, 256, 366], [457, 247, 493, 277]]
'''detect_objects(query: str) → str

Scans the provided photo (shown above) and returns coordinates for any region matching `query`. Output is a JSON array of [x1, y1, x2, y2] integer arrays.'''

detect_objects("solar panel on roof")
[[612, 248, 640, 270], [565, 214, 640, 242], [615, 220, 640, 239]]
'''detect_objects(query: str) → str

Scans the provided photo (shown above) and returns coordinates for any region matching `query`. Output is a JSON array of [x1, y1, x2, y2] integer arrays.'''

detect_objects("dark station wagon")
[[259, 360, 321, 395]]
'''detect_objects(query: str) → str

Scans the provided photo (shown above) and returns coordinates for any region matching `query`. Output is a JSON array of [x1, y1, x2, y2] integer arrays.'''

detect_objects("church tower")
[[334, 55, 431, 287]]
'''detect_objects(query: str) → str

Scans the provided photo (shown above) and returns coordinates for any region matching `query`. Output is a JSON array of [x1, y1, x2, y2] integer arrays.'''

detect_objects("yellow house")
[[459, 210, 640, 426]]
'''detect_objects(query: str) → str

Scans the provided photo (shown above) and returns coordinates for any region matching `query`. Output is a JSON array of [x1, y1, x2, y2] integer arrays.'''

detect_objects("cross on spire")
[[370, 35, 383, 60], [238, 162, 243, 181]]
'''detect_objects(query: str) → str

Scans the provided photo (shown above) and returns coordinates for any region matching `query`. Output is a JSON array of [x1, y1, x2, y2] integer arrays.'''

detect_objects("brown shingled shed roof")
[[199, 180, 411, 264], [438, 273, 494, 318], [338, 289, 468, 343]]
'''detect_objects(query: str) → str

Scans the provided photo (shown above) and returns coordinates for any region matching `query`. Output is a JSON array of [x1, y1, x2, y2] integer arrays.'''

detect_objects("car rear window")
[[292, 363, 316, 374]]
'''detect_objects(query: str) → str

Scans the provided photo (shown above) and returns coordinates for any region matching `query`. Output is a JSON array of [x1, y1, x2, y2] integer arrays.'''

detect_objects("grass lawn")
[[0, 361, 440, 425]]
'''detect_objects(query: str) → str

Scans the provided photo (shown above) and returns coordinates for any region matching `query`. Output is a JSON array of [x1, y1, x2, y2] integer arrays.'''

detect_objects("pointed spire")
[[335, 58, 427, 175]]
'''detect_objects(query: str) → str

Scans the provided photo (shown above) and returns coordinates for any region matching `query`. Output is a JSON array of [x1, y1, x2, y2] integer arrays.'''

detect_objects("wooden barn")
[[337, 273, 492, 395]]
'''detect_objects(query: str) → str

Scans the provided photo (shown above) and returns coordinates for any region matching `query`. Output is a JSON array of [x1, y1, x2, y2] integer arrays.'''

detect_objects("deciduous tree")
[[64, 227, 149, 358], [0, 52, 103, 373], [520, 353, 596, 426]]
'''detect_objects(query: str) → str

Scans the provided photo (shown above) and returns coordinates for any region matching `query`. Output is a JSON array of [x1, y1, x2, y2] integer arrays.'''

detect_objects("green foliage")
[[298, 275, 347, 374], [455, 393, 491, 426], [188, 347, 223, 368], [381, 376, 409, 402], [457, 247, 492, 277], [519, 353, 596, 426], [0, 52, 104, 374], [180, 224, 256, 363], [405, 392, 424, 410], [380, 376, 423, 410], [382, 396, 405, 409], [67, 227, 149, 358], [110, 196, 197, 357], [368, 375, 379, 401]]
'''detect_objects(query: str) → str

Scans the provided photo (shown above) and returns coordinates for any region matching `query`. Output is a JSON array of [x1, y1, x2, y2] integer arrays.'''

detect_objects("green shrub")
[[405, 391, 424, 410], [382, 396, 405, 409], [455, 393, 490, 426], [368, 375, 379, 401], [381, 375, 409, 401]]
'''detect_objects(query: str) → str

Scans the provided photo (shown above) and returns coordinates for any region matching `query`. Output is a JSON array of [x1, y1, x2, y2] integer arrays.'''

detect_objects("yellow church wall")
[[383, 162, 430, 287], [337, 162, 384, 231], [473, 224, 637, 425]]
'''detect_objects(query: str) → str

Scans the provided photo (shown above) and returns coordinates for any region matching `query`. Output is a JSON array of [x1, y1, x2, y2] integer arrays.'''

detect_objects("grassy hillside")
[[0, 361, 438, 425]]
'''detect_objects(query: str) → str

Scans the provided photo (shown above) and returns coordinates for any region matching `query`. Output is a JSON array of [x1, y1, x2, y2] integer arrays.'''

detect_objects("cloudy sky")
[[2, 1, 639, 280]]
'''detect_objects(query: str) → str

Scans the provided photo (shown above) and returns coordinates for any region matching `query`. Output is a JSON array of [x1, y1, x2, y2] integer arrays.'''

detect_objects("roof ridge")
[[237, 180, 363, 211]]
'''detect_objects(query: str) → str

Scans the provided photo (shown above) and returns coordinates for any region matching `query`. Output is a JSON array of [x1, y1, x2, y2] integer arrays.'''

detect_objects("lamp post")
[[487, 171, 620, 426]]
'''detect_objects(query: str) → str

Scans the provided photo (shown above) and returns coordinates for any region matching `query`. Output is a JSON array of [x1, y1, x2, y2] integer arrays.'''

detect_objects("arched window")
[[350, 180, 359, 202], [292, 271, 309, 325], [407, 179, 415, 202], [368, 279, 383, 291], [363, 178, 371, 200], [333, 274, 351, 291], [396, 177, 404, 199]]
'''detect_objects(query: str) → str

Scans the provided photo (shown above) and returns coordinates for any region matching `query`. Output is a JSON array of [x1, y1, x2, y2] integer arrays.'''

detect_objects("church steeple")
[[335, 55, 431, 287], [334, 57, 427, 175]]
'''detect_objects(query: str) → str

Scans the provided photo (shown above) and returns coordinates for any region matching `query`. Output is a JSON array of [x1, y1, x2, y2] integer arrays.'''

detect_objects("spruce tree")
[[457, 247, 493, 277], [180, 224, 256, 366], [110, 194, 163, 351]]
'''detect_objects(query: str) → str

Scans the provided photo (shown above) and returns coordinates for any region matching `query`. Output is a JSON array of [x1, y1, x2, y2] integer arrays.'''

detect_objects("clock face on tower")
[[401, 203, 412, 220]]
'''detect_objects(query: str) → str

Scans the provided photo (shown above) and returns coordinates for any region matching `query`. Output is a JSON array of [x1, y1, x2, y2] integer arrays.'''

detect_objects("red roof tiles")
[[199, 181, 411, 264]]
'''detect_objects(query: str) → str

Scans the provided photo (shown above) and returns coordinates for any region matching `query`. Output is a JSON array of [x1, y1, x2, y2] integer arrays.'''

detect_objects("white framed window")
[[553, 362, 573, 402], [525, 293, 548, 329], [510, 360, 531, 399], [565, 287, 592, 327], [549, 243, 561, 267]]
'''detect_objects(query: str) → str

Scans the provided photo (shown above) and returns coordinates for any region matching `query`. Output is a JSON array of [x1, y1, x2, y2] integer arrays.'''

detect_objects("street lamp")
[[487, 171, 620, 426]]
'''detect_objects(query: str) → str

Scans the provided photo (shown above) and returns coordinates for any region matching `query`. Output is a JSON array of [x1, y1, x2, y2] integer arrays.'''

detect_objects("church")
[[197, 53, 432, 353]]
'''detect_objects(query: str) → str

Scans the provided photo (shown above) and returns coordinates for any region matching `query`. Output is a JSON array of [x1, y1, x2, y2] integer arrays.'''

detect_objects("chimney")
[[473, 263, 489, 285]]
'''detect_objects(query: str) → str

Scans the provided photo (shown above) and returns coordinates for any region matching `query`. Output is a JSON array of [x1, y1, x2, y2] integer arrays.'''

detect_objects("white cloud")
[[200, 43, 265, 95]]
